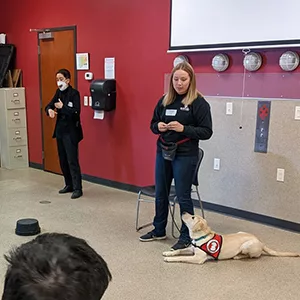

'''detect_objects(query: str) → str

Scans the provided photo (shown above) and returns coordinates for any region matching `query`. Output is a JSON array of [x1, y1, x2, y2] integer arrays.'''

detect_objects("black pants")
[[56, 135, 82, 190]]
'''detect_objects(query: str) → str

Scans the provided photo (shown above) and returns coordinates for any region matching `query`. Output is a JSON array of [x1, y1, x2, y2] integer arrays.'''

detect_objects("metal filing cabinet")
[[0, 88, 29, 169]]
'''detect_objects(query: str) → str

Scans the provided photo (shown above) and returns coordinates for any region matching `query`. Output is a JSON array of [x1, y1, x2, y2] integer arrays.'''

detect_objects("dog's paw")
[[164, 257, 174, 262], [163, 250, 174, 257]]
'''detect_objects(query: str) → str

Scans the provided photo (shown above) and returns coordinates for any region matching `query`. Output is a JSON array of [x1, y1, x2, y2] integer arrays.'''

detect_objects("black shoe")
[[139, 231, 166, 242], [171, 241, 191, 251], [71, 189, 83, 199], [59, 186, 73, 194]]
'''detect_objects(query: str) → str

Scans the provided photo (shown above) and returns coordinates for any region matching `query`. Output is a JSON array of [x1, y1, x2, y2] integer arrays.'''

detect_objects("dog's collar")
[[192, 234, 209, 243]]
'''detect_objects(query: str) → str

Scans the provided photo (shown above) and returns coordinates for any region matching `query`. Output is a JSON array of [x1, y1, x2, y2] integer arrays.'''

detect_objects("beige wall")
[[199, 97, 300, 223]]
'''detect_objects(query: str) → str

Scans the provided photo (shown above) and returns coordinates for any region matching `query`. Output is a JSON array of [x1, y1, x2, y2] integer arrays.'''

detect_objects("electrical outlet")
[[226, 102, 233, 115], [295, 106, 300, 120], [84, 96, 88, 106], [213, 158, 220, 170], [276, 168, 285, 182]]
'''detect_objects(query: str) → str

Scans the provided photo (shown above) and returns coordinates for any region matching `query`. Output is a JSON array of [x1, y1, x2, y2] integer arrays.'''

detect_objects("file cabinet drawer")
[[8, 146, 28, 169], [5, 89, 26, 109], [8, 128, 28, 146], [7, 109, 26, 128]]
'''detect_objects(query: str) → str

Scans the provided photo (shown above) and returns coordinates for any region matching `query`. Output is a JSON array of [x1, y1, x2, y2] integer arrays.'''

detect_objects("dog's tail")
[[262, 246, 300, 257]]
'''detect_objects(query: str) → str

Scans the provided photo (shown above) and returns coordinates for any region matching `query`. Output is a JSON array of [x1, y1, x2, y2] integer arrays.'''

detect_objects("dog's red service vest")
[[199, 234, 223, 259]]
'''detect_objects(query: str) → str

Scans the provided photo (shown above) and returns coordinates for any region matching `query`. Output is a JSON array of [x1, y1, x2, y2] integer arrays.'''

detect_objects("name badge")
[[67, 102, 73, 107], [165, 109, 177, 116], [180, 105, 189, 111]]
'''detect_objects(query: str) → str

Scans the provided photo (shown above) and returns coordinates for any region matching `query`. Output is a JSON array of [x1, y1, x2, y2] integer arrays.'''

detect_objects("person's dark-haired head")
[[56, 69, 71, 91], [2, 233, 112, 300], [56, 68, 71, 79]]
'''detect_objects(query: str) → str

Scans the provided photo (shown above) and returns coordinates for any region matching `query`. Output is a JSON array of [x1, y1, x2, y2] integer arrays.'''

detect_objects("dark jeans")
[[153, 152, 198, 243], [56, 135, 82, 190]]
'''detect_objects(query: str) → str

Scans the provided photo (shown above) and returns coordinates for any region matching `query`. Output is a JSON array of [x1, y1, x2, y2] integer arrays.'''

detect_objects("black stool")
[[15, 218, 41, 236]]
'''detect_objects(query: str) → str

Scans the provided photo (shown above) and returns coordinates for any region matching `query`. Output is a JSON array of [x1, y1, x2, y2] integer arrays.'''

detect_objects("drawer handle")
[[13, 137, 22, 141], [12, 118, 21, 122], [14, 155, 23, 158], [11, 99, 20, 104]]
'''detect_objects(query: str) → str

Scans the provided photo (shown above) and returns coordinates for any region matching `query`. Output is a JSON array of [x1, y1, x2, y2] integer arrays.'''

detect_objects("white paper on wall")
[[0, 33, 6, 44], [104, 57, 115, 79], [93, 110, 104, 120]]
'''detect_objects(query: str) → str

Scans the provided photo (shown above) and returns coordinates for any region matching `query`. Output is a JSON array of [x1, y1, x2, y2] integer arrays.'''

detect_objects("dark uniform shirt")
[[151, 93, 213, 156], [45, 86, 83, 143]]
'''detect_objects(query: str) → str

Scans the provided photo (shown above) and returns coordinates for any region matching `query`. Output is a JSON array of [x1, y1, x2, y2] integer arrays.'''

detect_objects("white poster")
[[104, 57, 115, 79]]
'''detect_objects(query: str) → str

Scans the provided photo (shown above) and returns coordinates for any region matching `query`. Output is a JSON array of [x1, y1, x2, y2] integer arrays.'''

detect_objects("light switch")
[[226, 102, 233, 115], [89, 96, 92, 106], [84, 96, 88, 106], [276, 168, 285, 182], [213, 158, 220, 170]]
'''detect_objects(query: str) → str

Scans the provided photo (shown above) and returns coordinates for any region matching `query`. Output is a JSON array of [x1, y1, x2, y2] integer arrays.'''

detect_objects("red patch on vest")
[[200, 234, 223, 259]]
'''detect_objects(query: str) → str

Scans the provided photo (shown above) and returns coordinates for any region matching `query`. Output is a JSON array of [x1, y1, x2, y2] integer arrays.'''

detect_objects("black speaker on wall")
[[0, 44, 15, 88]]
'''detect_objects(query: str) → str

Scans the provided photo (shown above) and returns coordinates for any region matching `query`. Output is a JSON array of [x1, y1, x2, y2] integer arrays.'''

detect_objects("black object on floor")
[[15, 218, 41, 236]]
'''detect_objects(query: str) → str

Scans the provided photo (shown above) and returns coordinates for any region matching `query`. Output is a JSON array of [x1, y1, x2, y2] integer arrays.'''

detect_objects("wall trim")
[[199, 201, 300, 233], [82, 174, 140, 193], [29, 162, 43, 170]]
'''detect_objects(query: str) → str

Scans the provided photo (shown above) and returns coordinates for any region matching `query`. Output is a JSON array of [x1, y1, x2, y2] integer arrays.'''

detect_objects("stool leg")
[[136, 191, 142, 231], [136, 191, 154, 231]]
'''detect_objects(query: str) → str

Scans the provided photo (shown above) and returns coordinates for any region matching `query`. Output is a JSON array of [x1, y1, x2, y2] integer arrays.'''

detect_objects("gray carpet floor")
[[0, 168, 299, 300]]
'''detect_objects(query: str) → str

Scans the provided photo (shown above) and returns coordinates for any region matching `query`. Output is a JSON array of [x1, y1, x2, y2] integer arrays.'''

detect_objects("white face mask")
[[57, 80, 68, 91]]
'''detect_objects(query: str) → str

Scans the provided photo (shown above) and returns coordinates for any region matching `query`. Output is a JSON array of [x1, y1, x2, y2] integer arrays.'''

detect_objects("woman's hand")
[[48, 109, 57, 119], [54, 99, 63, 109], [158, 122, 168, 132], [167, 121, 184, 132]]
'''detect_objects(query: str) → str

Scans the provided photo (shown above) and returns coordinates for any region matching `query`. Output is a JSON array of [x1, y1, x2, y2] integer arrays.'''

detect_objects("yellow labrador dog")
[[163, 213, 300, 264]]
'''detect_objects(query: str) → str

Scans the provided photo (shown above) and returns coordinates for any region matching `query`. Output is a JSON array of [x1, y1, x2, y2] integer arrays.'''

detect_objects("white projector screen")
[[170, 0, 300, 52]]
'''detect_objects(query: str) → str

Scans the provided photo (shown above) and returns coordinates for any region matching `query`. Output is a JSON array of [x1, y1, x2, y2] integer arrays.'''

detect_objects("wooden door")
[[39, 28, 76, 174]]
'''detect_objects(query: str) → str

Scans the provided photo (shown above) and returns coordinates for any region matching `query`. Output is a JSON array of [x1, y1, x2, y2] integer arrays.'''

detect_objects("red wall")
[[1, 1, 300, 186], [1, 0, 176, 186]]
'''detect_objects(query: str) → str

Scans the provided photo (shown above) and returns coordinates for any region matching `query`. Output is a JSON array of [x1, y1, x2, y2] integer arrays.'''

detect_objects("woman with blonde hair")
[[139, 61, 213, 251]]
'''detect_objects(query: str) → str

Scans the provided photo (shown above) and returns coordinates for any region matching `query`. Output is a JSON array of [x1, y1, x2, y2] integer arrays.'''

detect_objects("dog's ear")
[[193, 218, 206, 233], [193, 218, 211, 234], [193, 221, 202, 233], [202, 219, 212, 234]]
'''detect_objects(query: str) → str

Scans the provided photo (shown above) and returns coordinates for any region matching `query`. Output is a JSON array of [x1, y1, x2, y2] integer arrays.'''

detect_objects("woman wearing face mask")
[[45, 69, 83, 199]]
